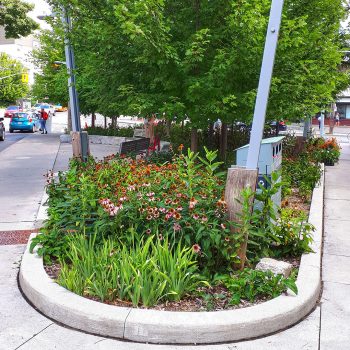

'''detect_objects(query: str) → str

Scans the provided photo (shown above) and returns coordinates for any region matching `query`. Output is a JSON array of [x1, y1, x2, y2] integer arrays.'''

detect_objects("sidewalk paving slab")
[[320, 282, 350, 350]]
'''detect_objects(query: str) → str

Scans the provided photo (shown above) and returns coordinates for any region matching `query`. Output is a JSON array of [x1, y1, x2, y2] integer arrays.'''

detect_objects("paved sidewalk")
[[320, 144, 350, 349], [0, 134, 60, 231], [1, 140, 350, 349]]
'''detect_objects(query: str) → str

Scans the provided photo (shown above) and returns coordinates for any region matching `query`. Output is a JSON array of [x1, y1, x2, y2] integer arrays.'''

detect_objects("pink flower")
[[146, 229, 151, 235], [201, 216, 208, 223], [192, 244, 201, 253], [221, 223, 226, 229], [192, 214, 200, 220], [173, 223, 181, 232]]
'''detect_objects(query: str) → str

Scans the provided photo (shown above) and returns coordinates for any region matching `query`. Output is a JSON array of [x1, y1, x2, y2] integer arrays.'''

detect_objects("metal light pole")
[[38, 10, 89, 162], [246, 0, 284, 170], [61, 7, 88, 162]]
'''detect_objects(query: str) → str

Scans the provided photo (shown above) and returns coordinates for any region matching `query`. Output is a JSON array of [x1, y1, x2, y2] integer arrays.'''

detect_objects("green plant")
[[271, 208, 314, 257], [29, 228, 69, 264], [57, 235, 206, 307], [220, 269, 298, 305]]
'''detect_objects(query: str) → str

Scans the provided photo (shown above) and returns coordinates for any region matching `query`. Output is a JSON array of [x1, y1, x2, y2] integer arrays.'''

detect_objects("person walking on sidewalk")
[[335, 112, 340, 127], [40, 108, 49, 134]]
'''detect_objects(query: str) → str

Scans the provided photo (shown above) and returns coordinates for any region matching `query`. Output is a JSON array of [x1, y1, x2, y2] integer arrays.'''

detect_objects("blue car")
[[9, 112, 40, 133]]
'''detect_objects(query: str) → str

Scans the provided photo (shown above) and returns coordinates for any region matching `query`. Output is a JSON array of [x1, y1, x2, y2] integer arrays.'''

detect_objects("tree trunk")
[[190, 128, 198, 152], [329, 103, 337, 135], [91, 112, 96, 128], [220, 122, 228, 161], [104, 116, 107, 129]]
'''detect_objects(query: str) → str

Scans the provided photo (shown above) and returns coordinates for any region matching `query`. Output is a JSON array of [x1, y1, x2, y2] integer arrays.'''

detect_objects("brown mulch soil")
[[281, 189, 311, 213], [0, 230, 38, 245]]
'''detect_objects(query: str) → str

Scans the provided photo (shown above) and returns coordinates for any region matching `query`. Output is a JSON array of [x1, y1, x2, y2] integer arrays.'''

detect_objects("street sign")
[[21, 73, 29, 83]]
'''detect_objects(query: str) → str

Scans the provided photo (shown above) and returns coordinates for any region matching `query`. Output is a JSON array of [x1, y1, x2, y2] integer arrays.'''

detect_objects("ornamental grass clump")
[[57, 234, 205, 307]]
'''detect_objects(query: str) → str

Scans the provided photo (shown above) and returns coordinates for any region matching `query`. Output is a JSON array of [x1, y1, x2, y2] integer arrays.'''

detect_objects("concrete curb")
[[19, 166, 324, 344]]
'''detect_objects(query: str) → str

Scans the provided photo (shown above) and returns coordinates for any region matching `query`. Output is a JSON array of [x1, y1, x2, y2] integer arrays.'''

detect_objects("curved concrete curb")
[[19, 165, 324, 344]]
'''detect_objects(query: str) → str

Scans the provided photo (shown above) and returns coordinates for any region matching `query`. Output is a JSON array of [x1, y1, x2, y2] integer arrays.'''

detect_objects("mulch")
[[0, 230, 38, 245]]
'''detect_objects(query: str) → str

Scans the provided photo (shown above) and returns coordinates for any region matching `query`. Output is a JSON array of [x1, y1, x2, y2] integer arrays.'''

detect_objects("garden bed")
[[19, 166, 323, 343], [20, 136, 325, 343]]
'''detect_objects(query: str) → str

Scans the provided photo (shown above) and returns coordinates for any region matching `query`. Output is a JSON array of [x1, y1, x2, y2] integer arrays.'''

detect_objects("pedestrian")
[[335, 112, 340, 127], [40, 108, 49, 134]]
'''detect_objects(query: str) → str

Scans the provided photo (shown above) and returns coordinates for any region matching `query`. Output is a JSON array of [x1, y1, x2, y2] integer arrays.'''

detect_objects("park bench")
[[119, 137, 150, 156]]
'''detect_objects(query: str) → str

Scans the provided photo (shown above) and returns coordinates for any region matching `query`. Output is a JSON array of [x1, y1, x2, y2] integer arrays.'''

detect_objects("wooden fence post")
[[224, 166, 258, 270]]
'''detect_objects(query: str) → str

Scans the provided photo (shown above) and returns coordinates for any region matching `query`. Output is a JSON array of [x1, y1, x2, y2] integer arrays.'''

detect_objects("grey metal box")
[[235, 136, 284, 207]]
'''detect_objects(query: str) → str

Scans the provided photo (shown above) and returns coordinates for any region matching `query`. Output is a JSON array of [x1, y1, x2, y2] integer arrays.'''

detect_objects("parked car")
[[0, 116, 5, 141], [4, 105, 21, 118], [269, 120, 287, 131], [54, 103, 67, 112], [33, 103, 56, 116], [9, 112, 40, 133]]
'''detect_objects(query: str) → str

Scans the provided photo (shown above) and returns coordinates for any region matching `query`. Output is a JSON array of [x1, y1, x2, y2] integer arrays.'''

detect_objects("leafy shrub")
[[218, 269, 298, 305], [308, 137, 341, 164], [85, 125, 135, 137], [271, 208, 314, 257], [30, 227, 69, 264], [242, 174, 314, 263], [57, 235, 205, 307], [282, 135, 322, 199]]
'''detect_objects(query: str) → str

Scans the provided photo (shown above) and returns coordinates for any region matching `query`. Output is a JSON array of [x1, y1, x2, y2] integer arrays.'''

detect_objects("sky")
[[27, 0, 51, 29]]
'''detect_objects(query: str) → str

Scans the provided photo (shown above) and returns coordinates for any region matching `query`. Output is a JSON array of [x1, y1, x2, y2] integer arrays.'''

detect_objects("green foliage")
[[85, 126, 135, 138], [241, 172, 314, 263], [31, 149, 233, 273], [282, 135, 322, 198], [219, 269, 298, 305], [57, 235, 205, 307], [272, 208, 314, 258], [0, 53, 29, 104], [35, 0, 349, 125], [0, 0, 38, 39], [309, 137, 341, 165], [29, 228, 69, 265], [31, 29, 68, 105]]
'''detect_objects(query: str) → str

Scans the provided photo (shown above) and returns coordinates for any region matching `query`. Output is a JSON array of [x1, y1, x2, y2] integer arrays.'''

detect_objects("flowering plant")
[[308, 137, 341, 165], [41, 148, 236, 273]]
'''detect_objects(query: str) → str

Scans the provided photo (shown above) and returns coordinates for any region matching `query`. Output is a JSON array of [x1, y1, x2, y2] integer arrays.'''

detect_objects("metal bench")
[[119, 137, 150, 155]]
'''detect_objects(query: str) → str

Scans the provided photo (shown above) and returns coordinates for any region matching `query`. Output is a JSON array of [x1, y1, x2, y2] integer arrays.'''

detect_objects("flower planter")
[[324, 160, 335, 166]]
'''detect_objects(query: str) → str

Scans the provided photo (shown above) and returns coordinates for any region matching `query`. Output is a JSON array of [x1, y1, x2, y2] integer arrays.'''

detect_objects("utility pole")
[[61, 7, 89, 161], [246, 0, 284, 170]]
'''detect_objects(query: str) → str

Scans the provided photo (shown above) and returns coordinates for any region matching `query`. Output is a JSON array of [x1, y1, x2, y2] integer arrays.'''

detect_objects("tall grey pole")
[[246, 0, 284, 170], [62, 7, 88, 161], [320, 111, 325, 139]]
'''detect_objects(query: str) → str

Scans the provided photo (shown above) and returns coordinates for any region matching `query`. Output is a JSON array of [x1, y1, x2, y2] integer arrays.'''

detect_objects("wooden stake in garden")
[[224, 167, 258, 270]]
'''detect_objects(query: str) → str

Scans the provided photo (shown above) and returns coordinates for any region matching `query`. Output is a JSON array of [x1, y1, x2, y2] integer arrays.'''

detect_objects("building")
[[336, 88, 350, 122], [0, 27, 39, 84], [0, 0, 50, 85]]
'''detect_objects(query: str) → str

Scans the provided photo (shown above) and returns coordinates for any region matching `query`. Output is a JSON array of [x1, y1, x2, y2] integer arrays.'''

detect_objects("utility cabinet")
[[235, 136, 284, 207]]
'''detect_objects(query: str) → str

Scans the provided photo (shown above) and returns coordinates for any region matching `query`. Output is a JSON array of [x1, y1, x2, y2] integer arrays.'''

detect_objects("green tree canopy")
[[0, 0, 39, 39], [36, 0, 349, 125], [0, 52, 29, 104]]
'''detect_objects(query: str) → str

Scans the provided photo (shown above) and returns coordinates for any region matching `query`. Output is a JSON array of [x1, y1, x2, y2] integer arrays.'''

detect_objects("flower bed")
[[31, 143, 318, 309]]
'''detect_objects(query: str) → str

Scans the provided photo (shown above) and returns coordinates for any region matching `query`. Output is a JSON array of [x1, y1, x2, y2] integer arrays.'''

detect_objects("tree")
[[37, 0, 349, 152], [0, 53, 29, 104], [0, 0, 39, 39], [31, 29, 68, 105]]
